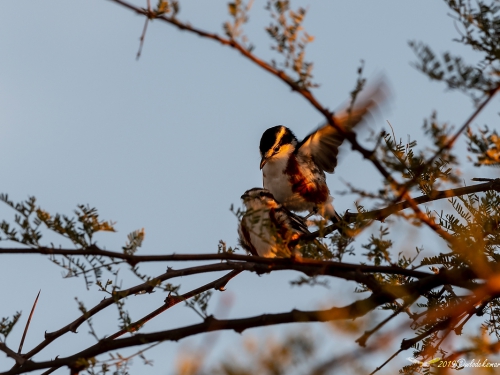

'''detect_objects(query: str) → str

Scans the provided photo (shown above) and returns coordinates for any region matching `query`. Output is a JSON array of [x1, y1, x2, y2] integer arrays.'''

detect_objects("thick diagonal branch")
[[21, 263, 234, 361], [18, 259, 439, 363], [345, 178, 500, 222], [106, 269, 241, 341], [304, 179, 500, 240], [107, 0, 395, 182]]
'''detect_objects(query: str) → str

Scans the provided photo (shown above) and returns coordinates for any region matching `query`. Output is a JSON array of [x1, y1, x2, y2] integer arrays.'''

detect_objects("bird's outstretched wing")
[[297, 78, 388, 173]]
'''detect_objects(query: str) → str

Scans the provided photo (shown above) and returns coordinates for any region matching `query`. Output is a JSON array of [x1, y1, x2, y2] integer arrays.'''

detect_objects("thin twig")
[[443, 340, 500, 361], [106, 270, 241, 340], [21, 263, 237, 362], [394, 84, 500, 206], [369, 348, 403, 375], [355, 296, 417, 347], [41, 270, 242, 375], [136, 17, 149, 60], [18, 290, 40, 354]]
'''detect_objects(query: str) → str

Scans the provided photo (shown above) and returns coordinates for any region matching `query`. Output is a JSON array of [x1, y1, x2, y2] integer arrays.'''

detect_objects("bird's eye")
[[259, 192, 266, 197], [273, 146, 280, 154]]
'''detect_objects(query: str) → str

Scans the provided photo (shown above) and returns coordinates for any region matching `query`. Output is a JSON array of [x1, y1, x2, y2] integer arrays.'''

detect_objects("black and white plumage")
[[259, 81, 387, 220], [238, 188, 310, 258]]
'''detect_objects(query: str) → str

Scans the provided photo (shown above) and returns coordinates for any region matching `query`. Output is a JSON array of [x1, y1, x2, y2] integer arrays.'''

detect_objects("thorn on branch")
[[86, 244, 100, 251], [18, 290, 41, 354], [400, 317, 451, 350], [164, 294, 183, 308], [204, 314, 215, 325], [214, 270, 243, 291], [475, 297, 493, 316]]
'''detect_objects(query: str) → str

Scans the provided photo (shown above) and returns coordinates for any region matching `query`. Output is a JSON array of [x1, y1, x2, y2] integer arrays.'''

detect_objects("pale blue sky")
[[0, 1, 498, 374]]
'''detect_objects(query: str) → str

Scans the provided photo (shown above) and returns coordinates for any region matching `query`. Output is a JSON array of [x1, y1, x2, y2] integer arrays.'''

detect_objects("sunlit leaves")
[[362, 226, 393, 266], [265, 0, 316, 89], [218, 239, 236, 254], [0, 196, 116, 248], [155, 0, 179, 17], [467, 126, 500, 167], [223, 0, 253, 51], [122, 228, 145, 255], [373, 111, 460, 200]]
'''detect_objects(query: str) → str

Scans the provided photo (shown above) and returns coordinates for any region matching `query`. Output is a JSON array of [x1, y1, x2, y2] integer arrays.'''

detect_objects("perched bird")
[[238, 188, 310, 258], [259, 81, 387, 220]]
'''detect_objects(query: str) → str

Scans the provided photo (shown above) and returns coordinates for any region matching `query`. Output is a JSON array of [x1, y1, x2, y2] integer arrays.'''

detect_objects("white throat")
[[262, 145, 295, 204]]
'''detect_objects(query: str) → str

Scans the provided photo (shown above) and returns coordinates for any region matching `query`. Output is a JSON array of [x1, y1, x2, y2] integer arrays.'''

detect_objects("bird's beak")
[[241, 192, 249, 200], [260, 156, 268, 170]]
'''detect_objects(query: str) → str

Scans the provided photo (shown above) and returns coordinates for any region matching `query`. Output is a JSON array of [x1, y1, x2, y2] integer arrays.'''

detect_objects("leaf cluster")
[[467, 126, 500, 167], [223, 0, 253, 51], [155, 0, 180, 18], [0, 313, 21, 342], [410, 0, 500, 103], [265, 0, 316, 89]]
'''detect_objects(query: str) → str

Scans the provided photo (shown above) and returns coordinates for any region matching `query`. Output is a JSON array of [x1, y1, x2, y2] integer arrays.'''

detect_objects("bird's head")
[[259, 125, 298, 169], [240, 188, 279, 210]]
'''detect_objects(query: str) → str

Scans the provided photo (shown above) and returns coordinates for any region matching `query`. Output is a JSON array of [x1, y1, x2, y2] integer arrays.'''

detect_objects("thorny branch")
[[8, 259, 434, 367], [305, 178, 500, 240], [20, 263, 237, 362], [105, 1, 500, 276], [347, 178, 500, 222], [106, 269, 242, 341], [39, 270, 242, 375], [0, 248, 436, 277], [0, 344, 25, 366], [0, 266, 494, 375], [0, 244, 486, 373]]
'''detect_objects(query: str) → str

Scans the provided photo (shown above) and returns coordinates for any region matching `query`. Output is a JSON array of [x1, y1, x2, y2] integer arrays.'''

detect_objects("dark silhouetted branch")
[[0, 344, 25, 366], [106, 269, 241, 341], [39, 270, 242, 375], [1, 267, 479, 374]]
